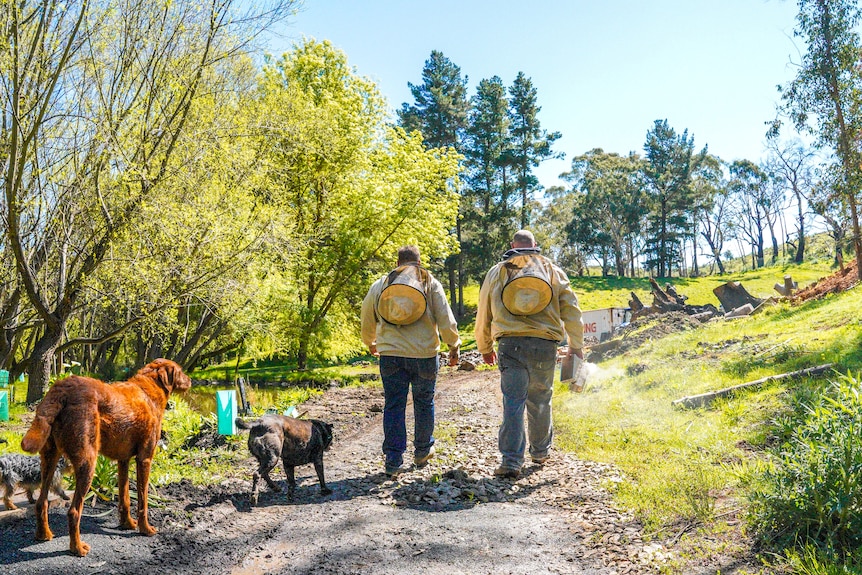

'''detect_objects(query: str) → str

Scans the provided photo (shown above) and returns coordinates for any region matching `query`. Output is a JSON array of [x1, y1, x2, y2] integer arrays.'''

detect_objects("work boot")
[[493, 466, 520, 479], [414, 445, 435, 468], [385, 464, 402, 478]]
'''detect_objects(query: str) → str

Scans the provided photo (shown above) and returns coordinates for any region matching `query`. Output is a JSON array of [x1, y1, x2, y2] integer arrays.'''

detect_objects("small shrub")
[[748, 371, 862, 555], [162, 397, 205, 450], [69, 454, 118, 504]]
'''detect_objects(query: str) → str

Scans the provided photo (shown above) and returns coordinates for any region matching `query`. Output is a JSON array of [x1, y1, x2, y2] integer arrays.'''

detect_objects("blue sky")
[[272, 0, 802, 191]]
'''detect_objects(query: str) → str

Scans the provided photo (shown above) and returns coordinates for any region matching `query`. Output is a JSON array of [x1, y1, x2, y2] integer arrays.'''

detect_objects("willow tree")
[[779, 0, 862, 279], [1, 0, 297, 403], [255, 40, 461, 369]]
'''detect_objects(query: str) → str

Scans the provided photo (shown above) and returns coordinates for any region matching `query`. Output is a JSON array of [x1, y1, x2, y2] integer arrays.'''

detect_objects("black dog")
[[0, 453, 71, 510], [235, 415, 333, 505]]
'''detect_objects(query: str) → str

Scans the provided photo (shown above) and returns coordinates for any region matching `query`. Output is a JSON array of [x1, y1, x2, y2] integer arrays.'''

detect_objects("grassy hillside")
[[552, 264, 861, 571]]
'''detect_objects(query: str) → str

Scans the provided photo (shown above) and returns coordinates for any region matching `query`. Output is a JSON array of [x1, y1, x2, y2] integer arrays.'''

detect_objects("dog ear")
[[157, 362, 191, 394]]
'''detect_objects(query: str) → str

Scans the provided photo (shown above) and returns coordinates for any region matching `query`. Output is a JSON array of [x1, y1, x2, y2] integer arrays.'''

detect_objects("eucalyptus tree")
[[765, 139, 816, 263], [811, 165, 851, 267], [398, 51, 469, 315], [728, 160, 772, 269], [778, 0, 862, 279], [562, 149, 644, 277], [641, 120, 702, 277], [256, 40, 461, 369], [1, 0, 298, 403], [692, 155, 732, 274], [462, 76, 510, 280], [508, 72, 563, 228], [534, 186, 587, 276]]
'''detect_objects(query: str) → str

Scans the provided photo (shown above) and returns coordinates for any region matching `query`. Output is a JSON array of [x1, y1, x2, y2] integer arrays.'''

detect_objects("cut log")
[[713, 281, 764, 313], [672, 363, 834, 409]]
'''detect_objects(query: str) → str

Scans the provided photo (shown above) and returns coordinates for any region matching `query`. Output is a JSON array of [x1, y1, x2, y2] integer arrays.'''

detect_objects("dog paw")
[[140, 524, 157, 536], [35, 528, 53, 541], [5, 502, 18, 511], [119, 520, 138, 530], [71, 541, 91, 557], [320, 487, 333, 496]]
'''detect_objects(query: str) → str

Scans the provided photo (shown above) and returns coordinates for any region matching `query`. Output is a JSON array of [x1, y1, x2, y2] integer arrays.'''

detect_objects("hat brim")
[[502, 276, 552, 316], [379, 284, 427, 325]]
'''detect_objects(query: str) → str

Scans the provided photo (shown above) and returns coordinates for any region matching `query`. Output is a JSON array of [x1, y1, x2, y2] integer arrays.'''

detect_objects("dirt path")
[[0, 368, 657, 575]]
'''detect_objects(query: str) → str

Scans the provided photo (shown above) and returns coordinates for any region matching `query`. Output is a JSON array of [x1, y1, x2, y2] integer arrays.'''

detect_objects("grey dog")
[[0, 453, 71, 510]]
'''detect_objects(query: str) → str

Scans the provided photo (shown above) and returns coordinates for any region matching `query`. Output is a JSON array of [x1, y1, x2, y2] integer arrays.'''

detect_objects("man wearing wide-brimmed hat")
[[475, 230, 583, 479], [361, 245, 460, 477]]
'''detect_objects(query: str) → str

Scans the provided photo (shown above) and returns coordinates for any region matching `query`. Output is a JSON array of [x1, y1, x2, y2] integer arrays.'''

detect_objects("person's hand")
[[369, 343, 379, 357], [569, 347, 584, 360], [448, 347, 460, 367], [482, 351, 497, 365]]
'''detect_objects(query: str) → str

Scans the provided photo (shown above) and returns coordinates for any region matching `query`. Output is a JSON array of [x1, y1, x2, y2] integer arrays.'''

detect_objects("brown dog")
[[235, 415, 333, 505], [21, 358, 191, 557]]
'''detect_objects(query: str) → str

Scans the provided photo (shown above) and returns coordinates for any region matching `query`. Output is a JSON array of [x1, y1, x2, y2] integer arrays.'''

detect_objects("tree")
[[811, 165, 851, 268], [765, 140, 816, 264], [398, 51, 469, 316], [692, 155, 732, 274], [1, 0, 298, 403], [257, 40, 461, 369], [508, 72, 563, 228], [778, 0, 862, 280], [462, 76, 511, 280], [562, 149, 644, 276], [534, 186, 587, 276], [728, 160, 772, 269], [641, 120, 702, 277]]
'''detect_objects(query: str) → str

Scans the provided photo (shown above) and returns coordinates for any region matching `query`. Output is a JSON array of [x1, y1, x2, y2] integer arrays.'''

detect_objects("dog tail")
[[21, 391, 65, 453], [235, 417, 256, 431]]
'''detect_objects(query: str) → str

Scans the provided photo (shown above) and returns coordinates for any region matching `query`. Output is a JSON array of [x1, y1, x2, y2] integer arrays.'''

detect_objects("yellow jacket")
[[475, 253, 583, 355], [361, 270, 460, 359]]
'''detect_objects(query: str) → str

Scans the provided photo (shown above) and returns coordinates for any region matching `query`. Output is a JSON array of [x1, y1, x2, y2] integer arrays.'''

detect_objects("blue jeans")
[[497, 336, 557, 470], [379, 355, 438, 468]]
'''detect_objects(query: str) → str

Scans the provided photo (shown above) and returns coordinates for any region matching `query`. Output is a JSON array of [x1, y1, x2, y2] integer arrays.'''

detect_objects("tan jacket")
[[475, 253, 583, 355], [361, 269, 460, 359]]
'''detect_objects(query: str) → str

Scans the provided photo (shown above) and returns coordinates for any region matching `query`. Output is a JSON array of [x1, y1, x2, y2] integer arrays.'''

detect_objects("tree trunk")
[[795, 188, 806, 263], [26, 326, 63, 404], [297, 337, 308, 370], [446, 255, 458, 316]]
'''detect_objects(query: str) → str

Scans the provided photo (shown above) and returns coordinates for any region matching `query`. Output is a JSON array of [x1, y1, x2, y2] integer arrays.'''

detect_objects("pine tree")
[[462, 76, 510, 280], [398, 51, 470, 315], [507, 72, 562, 229]]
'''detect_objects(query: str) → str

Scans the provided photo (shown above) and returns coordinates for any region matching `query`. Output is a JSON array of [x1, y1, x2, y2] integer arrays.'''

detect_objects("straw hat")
[[378, 283, 427, 325], [501, 276, 552, 316]]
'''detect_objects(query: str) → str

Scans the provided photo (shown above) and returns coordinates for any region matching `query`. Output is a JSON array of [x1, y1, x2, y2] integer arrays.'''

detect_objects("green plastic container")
[[0, 390, 8, 421], [0, 370, 8, 388], [216, 390, 237, 435]]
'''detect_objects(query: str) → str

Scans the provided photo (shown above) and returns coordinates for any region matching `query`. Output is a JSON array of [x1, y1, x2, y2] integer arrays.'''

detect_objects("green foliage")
[[783, 544, 862, 575], [253, 39, 462, 368], [748, 372, 862, 554], [641, 119, 703, 277], [562, 149, 643, 277], [68, 455, 118, 504], [162, 397, 206, 451]]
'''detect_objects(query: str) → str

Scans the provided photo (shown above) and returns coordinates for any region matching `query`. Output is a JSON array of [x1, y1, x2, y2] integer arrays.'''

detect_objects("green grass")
[[192, 356, 375, 384], [571, 259, 835, 311], [553, 271, 862, 567]]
